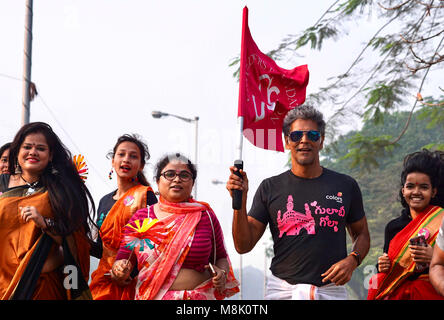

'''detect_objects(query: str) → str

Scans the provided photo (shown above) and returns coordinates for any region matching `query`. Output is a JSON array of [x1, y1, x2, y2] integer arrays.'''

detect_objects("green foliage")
[[337, 0, 374, 15], [295, 25, 339, 50], [363, 81, 409, 123], [341, 133, 395, 171], [417, 95, 444, 130]]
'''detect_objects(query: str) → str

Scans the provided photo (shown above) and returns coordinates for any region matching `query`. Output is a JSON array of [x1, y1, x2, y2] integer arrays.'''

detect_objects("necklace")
[[20, 174, 40, 195]]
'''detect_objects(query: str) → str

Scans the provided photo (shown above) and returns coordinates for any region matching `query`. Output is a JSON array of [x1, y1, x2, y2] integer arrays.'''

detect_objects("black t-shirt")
[[0, 174, 10, 193], [249, 168, 365, 287], [383, 209, 411, 253]]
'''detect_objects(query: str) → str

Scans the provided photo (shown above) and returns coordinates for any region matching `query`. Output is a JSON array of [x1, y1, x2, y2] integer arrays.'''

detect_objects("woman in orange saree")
[[368, 149, 444, 300], [111, 153, 239, 300], [89, 134, 157, 300], [0, 122, 95, 300]]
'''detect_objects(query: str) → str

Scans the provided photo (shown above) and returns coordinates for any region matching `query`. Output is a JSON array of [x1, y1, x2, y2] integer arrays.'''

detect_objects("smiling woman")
[[0, 122, 95, 300], [368, 149, 444, 300]]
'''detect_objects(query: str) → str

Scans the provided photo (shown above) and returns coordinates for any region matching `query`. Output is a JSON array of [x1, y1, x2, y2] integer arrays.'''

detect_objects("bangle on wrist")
[[43, 217, 55, 231]]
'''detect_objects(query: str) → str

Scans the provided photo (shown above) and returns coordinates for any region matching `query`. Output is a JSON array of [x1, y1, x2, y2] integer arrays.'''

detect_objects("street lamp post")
[[151, 110, 199, 198]]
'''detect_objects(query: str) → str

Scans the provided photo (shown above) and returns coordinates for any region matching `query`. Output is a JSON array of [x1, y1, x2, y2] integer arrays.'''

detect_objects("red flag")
[[238, 7, 309, 152]]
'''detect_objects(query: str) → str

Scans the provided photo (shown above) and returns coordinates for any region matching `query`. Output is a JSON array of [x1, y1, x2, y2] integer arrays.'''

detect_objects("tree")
[[231, 0, 444, 168]]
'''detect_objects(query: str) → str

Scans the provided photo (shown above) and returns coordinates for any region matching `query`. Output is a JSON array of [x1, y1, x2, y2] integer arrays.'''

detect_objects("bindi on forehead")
[[22, 142, 48, 148]]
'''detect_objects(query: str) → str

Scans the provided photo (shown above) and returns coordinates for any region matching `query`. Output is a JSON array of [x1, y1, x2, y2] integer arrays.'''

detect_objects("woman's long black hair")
[[399, 149, 444, 209], [8, 122, 96, 239]]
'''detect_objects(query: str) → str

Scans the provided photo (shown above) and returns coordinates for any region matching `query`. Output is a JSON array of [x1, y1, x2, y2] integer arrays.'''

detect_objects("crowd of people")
[[0, 104, 443, 300]]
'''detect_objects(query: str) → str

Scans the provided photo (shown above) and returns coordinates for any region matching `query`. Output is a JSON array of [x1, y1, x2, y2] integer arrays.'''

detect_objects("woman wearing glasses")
[[227, 104, 370, 300], [89, 134, 157, 300], [111, 153, 239, 300]]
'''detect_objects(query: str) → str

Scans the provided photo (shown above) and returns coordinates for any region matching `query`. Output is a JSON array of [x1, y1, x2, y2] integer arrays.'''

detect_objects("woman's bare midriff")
[[169, 268, 212, 290]]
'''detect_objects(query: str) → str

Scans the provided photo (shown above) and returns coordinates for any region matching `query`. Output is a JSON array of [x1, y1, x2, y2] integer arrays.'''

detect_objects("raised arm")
[[226, 166, 266, 253]]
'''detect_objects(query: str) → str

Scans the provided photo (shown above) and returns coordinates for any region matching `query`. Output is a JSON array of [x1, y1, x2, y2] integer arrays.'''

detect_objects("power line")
[[0, 72, 21, 81], [36, 92, 109, 188], [0, 71, 108, 189], [1, 69, 110, 188]]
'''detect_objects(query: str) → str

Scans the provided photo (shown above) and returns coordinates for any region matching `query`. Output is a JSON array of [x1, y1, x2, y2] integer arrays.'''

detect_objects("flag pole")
[[232, 5, 249, 301], [21, 0, 33, 126], [232, 6, 248, 210], [236, 116, 243, 161]]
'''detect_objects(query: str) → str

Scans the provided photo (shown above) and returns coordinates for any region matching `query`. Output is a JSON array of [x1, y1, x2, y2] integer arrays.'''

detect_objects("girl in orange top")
[[0, 122, 95, 300], [89, 134, 157, 300]]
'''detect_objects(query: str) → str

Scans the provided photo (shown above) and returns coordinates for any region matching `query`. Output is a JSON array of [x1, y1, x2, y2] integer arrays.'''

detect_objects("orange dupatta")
[[89, 184, 152, 300], [0, 187, 90, 300], [368, 205, 444, 300]]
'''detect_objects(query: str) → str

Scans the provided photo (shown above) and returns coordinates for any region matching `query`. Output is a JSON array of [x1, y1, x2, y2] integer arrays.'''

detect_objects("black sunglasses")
[[289, 130, 321, 142], [160, 170, 193, 182]]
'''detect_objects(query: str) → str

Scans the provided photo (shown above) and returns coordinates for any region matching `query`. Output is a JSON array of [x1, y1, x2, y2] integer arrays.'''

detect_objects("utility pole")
[[22, 0, 33, 126]]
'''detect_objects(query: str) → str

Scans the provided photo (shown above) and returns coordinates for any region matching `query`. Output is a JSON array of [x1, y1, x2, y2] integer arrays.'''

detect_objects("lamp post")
[[22, 0, 33, 125], [151, 110, 199, 198]]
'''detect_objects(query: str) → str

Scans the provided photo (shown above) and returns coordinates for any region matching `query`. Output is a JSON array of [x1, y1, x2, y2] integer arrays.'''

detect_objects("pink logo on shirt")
[[277, 195, 316, 238]]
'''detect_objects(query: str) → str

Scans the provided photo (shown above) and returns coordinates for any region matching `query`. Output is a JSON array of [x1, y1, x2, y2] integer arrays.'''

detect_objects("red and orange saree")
[[368, 205, 444, 300], [89, 184, 153, 300]]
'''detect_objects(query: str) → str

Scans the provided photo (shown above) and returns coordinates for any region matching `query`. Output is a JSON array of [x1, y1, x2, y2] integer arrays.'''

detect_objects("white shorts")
[[265, 273, 348, 300]]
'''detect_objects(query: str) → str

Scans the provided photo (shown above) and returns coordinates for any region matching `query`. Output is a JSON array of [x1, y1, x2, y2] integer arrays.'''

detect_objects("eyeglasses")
[[160, 170, 193, 182], [288, 130, 321, 143]]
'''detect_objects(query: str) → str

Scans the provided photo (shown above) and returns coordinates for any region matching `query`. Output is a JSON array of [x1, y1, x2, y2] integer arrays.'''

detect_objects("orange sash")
[[368, 205, 444, 300], [0, 187, 90, 300], [89, 184, 152, 300]]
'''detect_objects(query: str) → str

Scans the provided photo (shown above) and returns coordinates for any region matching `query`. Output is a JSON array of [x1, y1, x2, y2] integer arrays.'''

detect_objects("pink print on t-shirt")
[[277, 195, 315, 238]]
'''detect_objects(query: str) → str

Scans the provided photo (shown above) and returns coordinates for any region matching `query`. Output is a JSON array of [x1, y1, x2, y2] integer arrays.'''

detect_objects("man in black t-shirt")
[[227, 105, 370, 300]]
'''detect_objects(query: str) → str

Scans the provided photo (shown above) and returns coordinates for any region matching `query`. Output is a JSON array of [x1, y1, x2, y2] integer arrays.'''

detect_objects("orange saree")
[[0, 186, 90, 300], [368, 205, 444, 300], [89, 184, 153, 300]]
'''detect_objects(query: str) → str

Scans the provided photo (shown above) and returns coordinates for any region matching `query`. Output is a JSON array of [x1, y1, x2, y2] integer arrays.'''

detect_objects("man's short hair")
[[282, 104, 326, 137]]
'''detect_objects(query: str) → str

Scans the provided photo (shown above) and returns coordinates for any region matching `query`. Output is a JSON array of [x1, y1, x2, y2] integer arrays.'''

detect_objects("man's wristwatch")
[[349, 251, 361, 266]]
